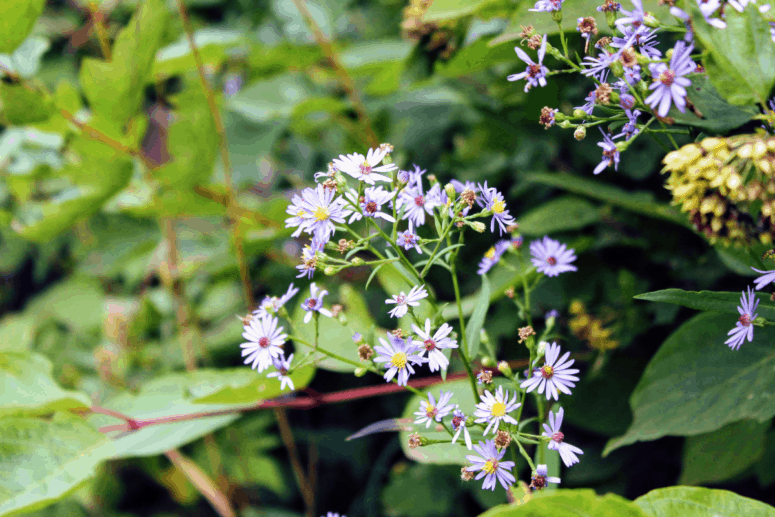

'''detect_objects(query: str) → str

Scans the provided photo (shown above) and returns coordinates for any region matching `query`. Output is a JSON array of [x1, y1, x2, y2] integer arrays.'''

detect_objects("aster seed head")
[[477, 369, 493, 384], [527, 34, 543, 50], [408, 433, 423, 449], [595, 83, 612, 105], [468, 221, 487, 233], [574, 126, 587, 140], [461, 188, 477, 208], [358, 343, 374, 361], [505, 287, 515, 299], [518, 326, 536, 343], [461, 466, 475, 481], [494, 430, 512, 449]]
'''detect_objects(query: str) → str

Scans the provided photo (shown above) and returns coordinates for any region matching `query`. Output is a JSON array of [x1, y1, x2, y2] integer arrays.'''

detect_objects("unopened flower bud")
[[352, 332, 363, 344], [480, 328, 490, 346], [468, 221, 486, 233], [481, 356, 494, 367], [573, 109, 587, 119], [444, 183, 456, 199], [558, 120, 572, 128], [354, 367, 369, 377], [505, 287, 515, 299], [551, 9, 563, 23], [574, 126, 587, 140], [427, 174, 437, 184], [331, 304, 344, 317], [338, 314, 347, 325], [536, 341, 547, 358], [497, 361, 512, 377], [643, 12, 659, 28], [324, 266, 337, 276], [334, 171, 348, 191], [351, 257, 365, 266]]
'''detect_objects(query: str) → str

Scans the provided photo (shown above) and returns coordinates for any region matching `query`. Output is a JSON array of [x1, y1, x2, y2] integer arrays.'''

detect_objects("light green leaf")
[[0, 0, 45, 54], [518, 196, 600, 236], [152, 29, 246, 80], [523, 172, 689, 227], [604, 313, 775, 455], [668, 74, 759, 132], [634, 289, 775, 321], [635, 486, 775, 517], [290, 283, 375, 372], [0, 352, 91, 417], [0, 314, 36, 352], [465, 275, 489, 359], [29, 276, 105, 333], [0, 82, 53, 125], [80, 0, 169, 128], [0, 413, 115, 517], [680, 419, 769, 485], [716, 244, 769, 276], [690, 2, 775, 105], [227, 73, 311, 123], [189, 365, 316, 404], [479, 489, 648, 517], [423, 0, 496, 21]]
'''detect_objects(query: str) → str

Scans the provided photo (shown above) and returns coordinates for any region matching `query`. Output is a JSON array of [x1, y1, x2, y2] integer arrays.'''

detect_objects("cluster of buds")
[[401, 0, 457, 59], [568, 301, 618, 351], [663, 135, 775, 246]]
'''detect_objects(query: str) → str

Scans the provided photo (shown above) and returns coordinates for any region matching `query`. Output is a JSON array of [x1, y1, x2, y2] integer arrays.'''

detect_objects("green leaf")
[[518, 196, 600, 236], [634, 486, 775, 517], [189, 365, 316, 404], [29, 276, 106, 333], [80, 0, 169, 128], [716, 244, 769, 276], [423, 0, 496, 21], [523, 172, 689, 228], [399, 378, 488, 464], [290, 283, 376, 372], [755, 430, 775, 487], [0, 413, 115, 517], [0, 0, 45, 54], [634, 288, 775, 321], [690, 2, 775, 105], [479, 489, 648, 517], [679, 419, 769, 485], [227, 73, 311, 123], [604, 312, 775, 455], [0, 314, 36, 352], [0, 352, 91, 417], [438, 36, 518, 77], [465, 275, 489, 359], [152, 29, 246, 80], [0, 82, 53, 125], [668, 74, 758, 132]]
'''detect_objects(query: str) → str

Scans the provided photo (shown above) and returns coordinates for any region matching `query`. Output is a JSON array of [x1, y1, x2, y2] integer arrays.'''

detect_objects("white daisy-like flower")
[[302, 283, 333, 323], [413, 390, 455, 428], [474, 386, 521, 435], [541, 408, 583, 467], [725, 286, 758, 351], [466, 440, 516, 491], [373, 332, 426, 386], [332, 147, 397, 185], [530, 464, 561, 489], [240, 315, 287, 372], [267, 353, 295, 391], [343, 186, 397, 223], [386, 285, 428, 318], [411, 319, 458, 372], [529, 236, 577, 277], [451, 407, 473, 450], [752, 267, 775, 291], [253, 283, 300, 318], [520, 342, 579, 401]]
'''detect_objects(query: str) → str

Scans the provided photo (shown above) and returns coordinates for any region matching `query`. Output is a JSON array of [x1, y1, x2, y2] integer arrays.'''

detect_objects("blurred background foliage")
[[1, 0, 775, 516]]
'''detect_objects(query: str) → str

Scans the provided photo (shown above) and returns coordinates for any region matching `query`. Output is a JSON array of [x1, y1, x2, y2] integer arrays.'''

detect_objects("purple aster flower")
[[616, 0, 645, 31], [545, 309, 560, 320], [507, 35, 549, 92], [386, 285, 429, 318], [223, 74, 243, 97], [267, 353, 295, 391], [669, 7, 694, 42], [474, 386, 521, 435], [451, 407, 473, 450], [529, 236, 577, 276], [645, 40, 695, 117], [520, 342, 580, 400], [478, 182, 516, 235], [413, 390, 455, 428], [240, 315, 287, 372], [343, 186, 397, 224], [477, 240, 511, 275], [612, 26, 662, 59], [597, 0, 621, 12], [313, 162, 337, 183], [542, 408, 584, 467], [411, 319, 459, 372], [615, 109, 641, 141], [397, 182, 440, 227], [752, 267, 775, 290], [694, 0, 726, 27], [726, 286, 759, 351], [623, 64, 642, 85], [593, 129, 620, 175], [450, 179, 478, 194], [301, 282, 333, 323], [285, 193, 310, 238], [373, 332, 426, 386], [465, 440, 516, 491], [581, 50, 616, 82], [531, 465, 561, 489], [729, 0, 771, 14], [332, 147, 397, 185], [576, 91, 596, 116], [254, 283, 300, 318], [323, 513, 345, 517], [530, 0, 564, 11], [295, 185, 347, 244], [620, 93, 636, 110], [397, 222, 422, 253], [295, 239, 324, 279]]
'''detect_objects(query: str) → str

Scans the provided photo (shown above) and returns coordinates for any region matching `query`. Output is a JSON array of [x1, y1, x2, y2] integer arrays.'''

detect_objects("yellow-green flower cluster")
[[662, 135, 775, 247]]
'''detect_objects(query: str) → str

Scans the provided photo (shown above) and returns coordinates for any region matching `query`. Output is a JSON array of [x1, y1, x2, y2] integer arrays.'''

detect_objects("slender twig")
[[274, 408, 315, 517], [290, 0, 379, 147], [88, 6, 112, 61], [166, 449, 237, 517]]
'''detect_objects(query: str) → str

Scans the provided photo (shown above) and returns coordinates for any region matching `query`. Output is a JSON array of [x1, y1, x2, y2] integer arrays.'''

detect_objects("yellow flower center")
[[484, 247, 496, 260], [541, 365, 554, 379], [297, 209, 307, 218], [491, 402, 507, 417], [390, 352, 407, 369], [314, 206, 331, 221], [483, 459, 499, 475], [492, 199, 506, 214]]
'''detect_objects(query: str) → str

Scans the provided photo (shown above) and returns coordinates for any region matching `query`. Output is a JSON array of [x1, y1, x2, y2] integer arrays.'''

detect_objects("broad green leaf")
[[518, 196, 600, 236], [0, 314, 36, 352], [755, 430, 775, 487], [479, 489, 648, 517], [290, 283, 376, 372], [690, 2, 775, 105], [465, 275, 489, 359], [680, 419, 769, 485], [634, 289, 775, 321], [668, 74, 758, 132], [0, 0, 45, 54], [0, 352, 91, 416], [635, 486, 775, 517], [339, 40, 413, 73], [227, 73, 311, 123], [423, 0, 496, 21], [523, 172, 690, 228], [152, 29, 246, 80], [80, 0, 169, 128], [399, 378, 488, 464], [0, 82, 53, 125], [437, 37, 517, 77], [716, 244, 769, 276], [189, 365, 316, 404], [28, 276, 105, 333], [604, 313, 775, 455], [0, 413, 115, 517]]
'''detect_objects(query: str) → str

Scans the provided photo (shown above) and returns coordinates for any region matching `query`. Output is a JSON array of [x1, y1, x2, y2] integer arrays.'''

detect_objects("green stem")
[[449, 231, 479, 399], [515, 437, 537, 472], [420, 219, 455, 277]]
